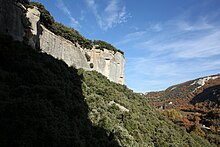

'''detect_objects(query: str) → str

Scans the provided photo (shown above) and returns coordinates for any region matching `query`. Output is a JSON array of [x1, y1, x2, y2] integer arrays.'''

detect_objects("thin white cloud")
[[127, 56, 220, 77], [126, 55, 220, 92], [123, 14, 220, 92], [150, 23, 163, 32], [80, 10, 85, 21], [137, 29, 220, 59], [174, 31, 220, 58], [116, 31, 146, 45], [176, 18, 214, 31], [57, 0, 79, 28], [133, 15, 220, 59], [85, 0, 129, 30]]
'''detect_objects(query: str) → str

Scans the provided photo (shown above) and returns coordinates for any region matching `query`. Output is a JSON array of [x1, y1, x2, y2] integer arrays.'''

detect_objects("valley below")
[[145, 75, 220, 145]]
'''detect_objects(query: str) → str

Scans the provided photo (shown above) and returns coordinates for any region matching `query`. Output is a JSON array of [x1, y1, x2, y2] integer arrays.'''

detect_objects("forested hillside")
[[0, 35, 213, 146], [146, 76, 220, 145]]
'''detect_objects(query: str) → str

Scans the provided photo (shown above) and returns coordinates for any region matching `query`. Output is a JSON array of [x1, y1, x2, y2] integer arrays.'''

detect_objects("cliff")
[[0, 0, 125, 84]]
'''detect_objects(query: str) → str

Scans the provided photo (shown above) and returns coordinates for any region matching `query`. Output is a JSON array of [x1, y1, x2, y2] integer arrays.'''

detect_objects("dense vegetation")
[[81, 70, 214, 146], [18, 0, 30, 5], [0, 35, 213, 146], [0, 35, 119, 147], [93, 40, 123, 54], [26, 2, 123, 54], [146, 78, 220, 146]]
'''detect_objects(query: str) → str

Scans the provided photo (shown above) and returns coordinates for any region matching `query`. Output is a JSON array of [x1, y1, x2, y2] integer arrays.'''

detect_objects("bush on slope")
[[0, 35, 119, 147], [81, 70, 213, 147], [0, 36, 213, 146]]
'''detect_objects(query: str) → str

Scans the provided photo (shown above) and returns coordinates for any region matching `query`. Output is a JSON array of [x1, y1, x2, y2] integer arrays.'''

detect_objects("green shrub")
[[89, 63, 94, 68], [93, 40, 124, 55]]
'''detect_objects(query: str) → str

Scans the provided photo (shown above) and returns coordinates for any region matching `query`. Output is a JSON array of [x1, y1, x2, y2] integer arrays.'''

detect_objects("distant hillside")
[[0, 35, 213, 146], [146, 74, 220, 109], [146, 75, 220, 145]]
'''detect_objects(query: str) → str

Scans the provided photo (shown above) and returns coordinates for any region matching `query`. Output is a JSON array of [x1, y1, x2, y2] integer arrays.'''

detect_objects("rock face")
[[25, 7, 41, 49], [86, 48, 125, 84], [38, 24, 125, 84], [39, 25, 90, 70], [0, 0, 125, 84], [0, 0, 26, 41]]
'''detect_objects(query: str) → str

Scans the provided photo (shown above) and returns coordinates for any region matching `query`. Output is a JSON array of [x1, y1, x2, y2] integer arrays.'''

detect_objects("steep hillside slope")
[[146, 75, 220, 145], [0, 36, 213, 146], [0, 35, 119, 147]]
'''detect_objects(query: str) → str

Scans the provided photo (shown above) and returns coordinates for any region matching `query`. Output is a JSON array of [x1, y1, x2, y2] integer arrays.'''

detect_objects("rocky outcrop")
[[39, 25, 90, 70], [25, 7, 40, 49], [86, 48, 125, 84], [39, 25, 125, 84], [0, 0, 125, 84]]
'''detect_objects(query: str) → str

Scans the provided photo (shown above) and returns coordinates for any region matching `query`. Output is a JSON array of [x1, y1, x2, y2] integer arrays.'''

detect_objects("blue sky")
[[34, 0, 220, 92]]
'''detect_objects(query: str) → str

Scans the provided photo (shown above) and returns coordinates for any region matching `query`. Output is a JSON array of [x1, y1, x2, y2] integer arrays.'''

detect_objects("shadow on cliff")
[[190, 85, 220, 105], [0, 35, 119, 147]]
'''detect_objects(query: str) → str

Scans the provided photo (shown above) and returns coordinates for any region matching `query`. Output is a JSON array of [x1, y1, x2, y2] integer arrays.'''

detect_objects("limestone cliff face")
[[39, 25, 90, 70], [25, 6, 40, 49], [86, 49, 125, 84], [0, 0, 125, 84], [39, 26, 125, 84]]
